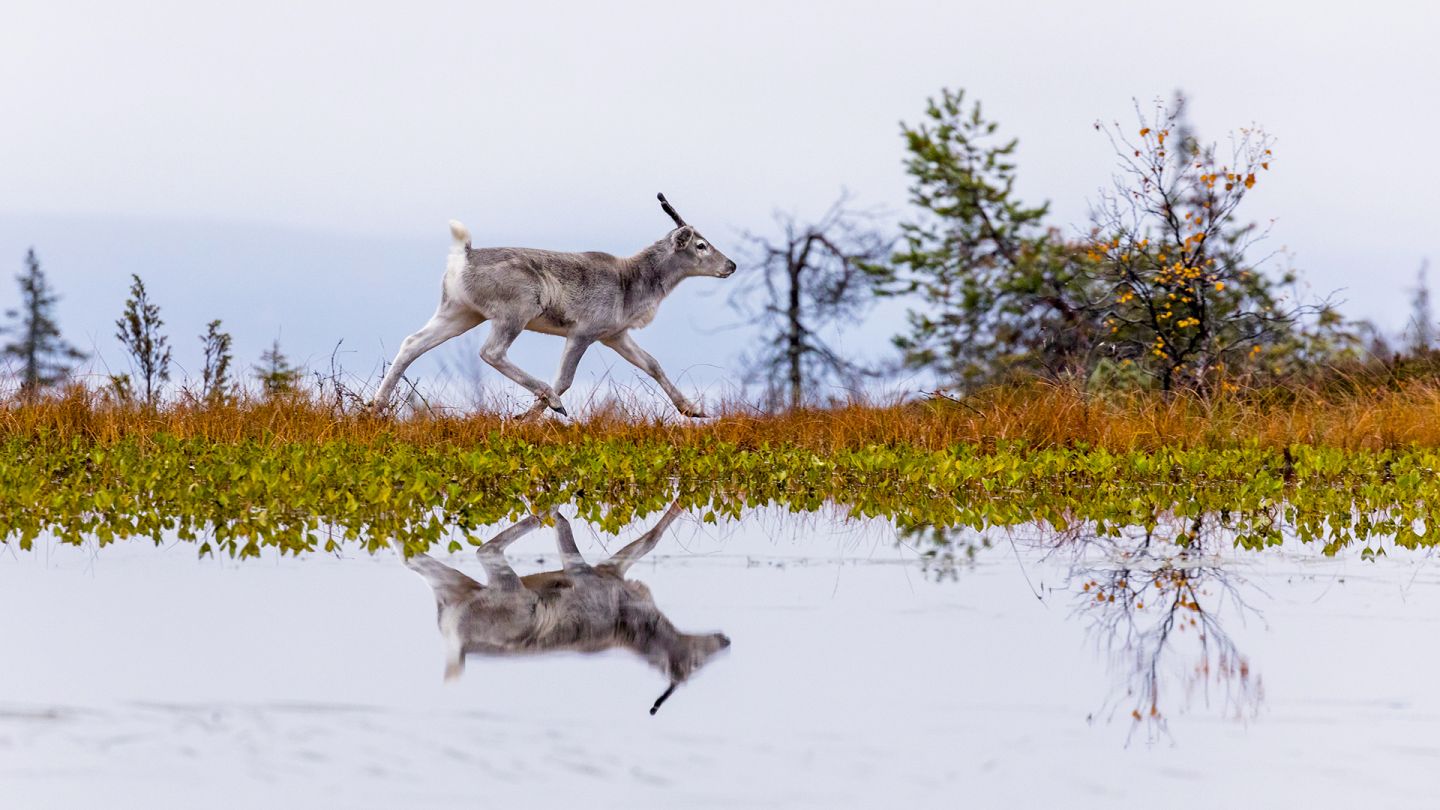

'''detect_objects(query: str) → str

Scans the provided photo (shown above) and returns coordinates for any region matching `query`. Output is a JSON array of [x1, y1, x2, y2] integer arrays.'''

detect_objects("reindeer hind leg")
[[374, 297, 482, 409], [479, 318, 566, 415], [393, 541, 485, 606]]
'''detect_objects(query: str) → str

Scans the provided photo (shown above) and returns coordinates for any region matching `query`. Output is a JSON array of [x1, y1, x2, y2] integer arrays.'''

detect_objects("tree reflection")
[[1055, 517, 1264, 740], [898, 522, 994, 582], [903, 514, 1265, 738]]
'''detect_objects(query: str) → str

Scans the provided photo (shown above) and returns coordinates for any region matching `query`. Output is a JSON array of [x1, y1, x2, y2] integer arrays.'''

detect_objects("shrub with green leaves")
[[1, 436, 1433, 559]]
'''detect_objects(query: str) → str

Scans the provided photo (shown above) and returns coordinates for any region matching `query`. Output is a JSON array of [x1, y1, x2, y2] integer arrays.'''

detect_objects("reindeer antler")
[[657, 193, 687, 228], [649, 681, 679, 715]]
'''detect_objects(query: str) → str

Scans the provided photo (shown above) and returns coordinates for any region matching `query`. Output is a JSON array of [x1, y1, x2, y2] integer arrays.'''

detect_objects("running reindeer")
[[392, 501, 730, 715], [373, 194, 736, 418]]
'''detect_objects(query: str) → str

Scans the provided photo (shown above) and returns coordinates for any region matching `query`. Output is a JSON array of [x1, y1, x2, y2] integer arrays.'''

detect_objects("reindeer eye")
[[696, 241, 708, 251]]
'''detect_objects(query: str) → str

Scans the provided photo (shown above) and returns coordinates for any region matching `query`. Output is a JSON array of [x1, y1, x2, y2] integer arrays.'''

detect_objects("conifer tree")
[[1, 248, 87, 395], [870, 88, 1091, 387], [254, 338, 301, 398]]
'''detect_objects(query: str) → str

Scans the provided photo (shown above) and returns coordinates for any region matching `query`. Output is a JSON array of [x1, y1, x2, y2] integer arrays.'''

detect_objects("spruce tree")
[[1, 248, 87, 395], [871, 88, 1090, 387], [254, 338, 301, 398]]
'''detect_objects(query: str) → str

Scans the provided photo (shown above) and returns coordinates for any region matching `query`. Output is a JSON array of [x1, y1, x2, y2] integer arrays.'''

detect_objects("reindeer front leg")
[[479, 317, 567, 417], [602, 332, 707, 418], [520, 332, 598, 420], [599, 499, 686, 576], [551, 513, 594, 575], [476, 514, 545, 591]]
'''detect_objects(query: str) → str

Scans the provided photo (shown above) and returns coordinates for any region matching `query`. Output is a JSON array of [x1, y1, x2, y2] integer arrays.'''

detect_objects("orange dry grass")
[[4, 381, 1440, 452]]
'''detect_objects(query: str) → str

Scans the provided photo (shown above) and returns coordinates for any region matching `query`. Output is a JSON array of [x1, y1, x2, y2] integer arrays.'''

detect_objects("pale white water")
[[2, 510, 1439, 809]]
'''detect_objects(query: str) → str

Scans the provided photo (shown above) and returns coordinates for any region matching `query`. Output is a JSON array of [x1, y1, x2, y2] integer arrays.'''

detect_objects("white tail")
[[449, 220, 471, 249]]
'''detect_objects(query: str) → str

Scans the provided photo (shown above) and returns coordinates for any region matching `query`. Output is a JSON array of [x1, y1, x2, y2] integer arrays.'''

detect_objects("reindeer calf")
[[373, 194, 735, 418]]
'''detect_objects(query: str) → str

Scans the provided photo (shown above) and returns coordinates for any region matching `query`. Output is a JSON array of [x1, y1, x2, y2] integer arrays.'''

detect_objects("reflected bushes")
[[1, 435, 1437, 555]]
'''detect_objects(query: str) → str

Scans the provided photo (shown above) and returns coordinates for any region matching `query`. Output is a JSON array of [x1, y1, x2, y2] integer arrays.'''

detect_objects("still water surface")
[[2, 506, 1438, 808]]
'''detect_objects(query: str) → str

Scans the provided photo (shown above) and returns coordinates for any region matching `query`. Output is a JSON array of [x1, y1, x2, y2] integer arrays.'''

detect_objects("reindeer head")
[[648, 631, 731, 716], [668, 631, 732, 682], [621, 576, 731, 715], [657, 192, 737, 279]]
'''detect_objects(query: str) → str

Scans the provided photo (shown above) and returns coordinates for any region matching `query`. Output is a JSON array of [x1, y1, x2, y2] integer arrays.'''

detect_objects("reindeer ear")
[[671, 226, 693, 249]]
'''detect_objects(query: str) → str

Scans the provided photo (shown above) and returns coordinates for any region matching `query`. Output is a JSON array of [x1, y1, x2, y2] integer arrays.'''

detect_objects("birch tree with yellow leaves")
[[1086, 97, 1334, 392]]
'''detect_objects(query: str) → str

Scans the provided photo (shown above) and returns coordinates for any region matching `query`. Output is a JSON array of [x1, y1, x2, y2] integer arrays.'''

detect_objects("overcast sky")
[[2, 1, 1436, 405]]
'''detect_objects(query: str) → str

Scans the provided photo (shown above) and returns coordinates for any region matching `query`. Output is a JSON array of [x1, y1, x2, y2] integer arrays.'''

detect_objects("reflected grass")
[[2, 430, 1436, 557]]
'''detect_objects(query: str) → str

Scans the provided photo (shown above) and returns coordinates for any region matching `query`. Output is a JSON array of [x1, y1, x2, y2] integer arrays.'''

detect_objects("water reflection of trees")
[[902, 514, 1264, 737], [901, 523, 994, 582], [1057, 519, 1264, 740]]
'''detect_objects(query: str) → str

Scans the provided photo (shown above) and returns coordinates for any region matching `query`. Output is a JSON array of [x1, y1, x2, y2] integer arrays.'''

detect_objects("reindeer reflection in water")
[[392, 501, 729, 714]]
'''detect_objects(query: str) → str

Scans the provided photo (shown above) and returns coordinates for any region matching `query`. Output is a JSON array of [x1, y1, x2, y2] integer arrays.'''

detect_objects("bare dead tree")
[[730, 193, 891, 409]]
